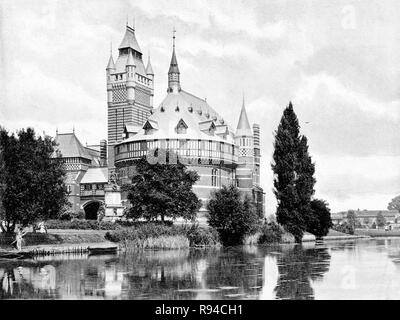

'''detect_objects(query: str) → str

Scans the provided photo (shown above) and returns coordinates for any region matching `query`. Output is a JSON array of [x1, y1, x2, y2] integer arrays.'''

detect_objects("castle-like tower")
[[235, 96, 254, 195], [106, 23, 154, 172]]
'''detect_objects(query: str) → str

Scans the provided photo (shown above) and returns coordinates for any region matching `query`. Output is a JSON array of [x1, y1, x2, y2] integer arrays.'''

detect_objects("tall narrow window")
[[211, 168, 218, 187]]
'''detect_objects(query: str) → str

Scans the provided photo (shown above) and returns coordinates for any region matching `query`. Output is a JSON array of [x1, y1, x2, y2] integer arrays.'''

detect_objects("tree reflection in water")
[[0, 244, 331, 300], [274, 244, 331, 300]]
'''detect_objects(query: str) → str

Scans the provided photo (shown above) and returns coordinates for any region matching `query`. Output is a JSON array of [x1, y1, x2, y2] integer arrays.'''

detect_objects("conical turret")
[[106, 54, 115, 70], [167, 29, 181, 93], [236, 95, 252, 136], [146, 55, 154, 75]]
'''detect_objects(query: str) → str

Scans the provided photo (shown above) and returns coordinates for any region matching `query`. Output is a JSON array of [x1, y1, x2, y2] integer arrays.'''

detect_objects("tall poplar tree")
[[272, 102, 316, 242]]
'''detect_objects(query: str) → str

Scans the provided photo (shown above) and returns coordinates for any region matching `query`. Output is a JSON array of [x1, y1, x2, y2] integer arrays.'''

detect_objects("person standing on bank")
[[13, 228, 27, 251]]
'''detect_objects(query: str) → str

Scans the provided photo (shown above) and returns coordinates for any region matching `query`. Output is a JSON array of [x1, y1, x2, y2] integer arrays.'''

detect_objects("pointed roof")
[[236, 95, 252, 136], [106, 54, 115, 70], [126, 50, 135, 66], [118, 25, 142, 53], [168, 48, 180, 74], [54, 132, 91, 160], [146, 55, 154, 75], [168, 30, 180, 74]]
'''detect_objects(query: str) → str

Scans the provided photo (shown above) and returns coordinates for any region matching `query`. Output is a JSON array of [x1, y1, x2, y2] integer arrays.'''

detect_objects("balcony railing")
[[80, 190, 105, 197]]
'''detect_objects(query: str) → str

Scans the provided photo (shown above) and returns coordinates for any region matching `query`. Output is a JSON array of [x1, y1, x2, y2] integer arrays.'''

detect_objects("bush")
[[333, 222, 354, 235], [185, 225, 220, 247], [45, 219, 120, 230], [105, 223, 183, 242], [258, 222, 284, 244], [58, 210, 74, 221], [207, 185, 260, 246], [105, 223, 220, 248]]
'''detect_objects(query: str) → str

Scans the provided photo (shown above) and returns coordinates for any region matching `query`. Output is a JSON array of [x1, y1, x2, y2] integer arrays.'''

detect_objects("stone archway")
[[83, 201, 101, 220]]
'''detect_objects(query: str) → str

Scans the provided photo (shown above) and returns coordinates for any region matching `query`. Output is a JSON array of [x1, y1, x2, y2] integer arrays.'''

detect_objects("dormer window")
[[209, 123, 216, 135], [143, 120, 158, 135], [176, 119, 188, 134]]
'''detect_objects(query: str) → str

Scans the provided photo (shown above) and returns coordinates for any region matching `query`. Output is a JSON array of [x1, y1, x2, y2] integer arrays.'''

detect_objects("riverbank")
[[355, 229, 400, 237], [323, 229, 369, 241], [0, 226, 373, 260]]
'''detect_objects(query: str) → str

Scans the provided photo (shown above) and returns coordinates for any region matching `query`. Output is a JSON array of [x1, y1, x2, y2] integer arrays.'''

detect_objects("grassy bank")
[[0, 230, 108, 248], [105, 223, 220, 249]]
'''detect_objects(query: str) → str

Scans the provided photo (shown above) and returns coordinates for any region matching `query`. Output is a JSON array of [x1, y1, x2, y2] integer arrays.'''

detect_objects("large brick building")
[[55, 23, 265, 219]]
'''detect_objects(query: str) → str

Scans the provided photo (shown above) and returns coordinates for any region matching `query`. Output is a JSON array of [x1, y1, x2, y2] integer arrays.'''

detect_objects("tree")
[[346, 210, 357, 229], [388, 195, 400, 213], [376, 211, 386, 228], [306, 199, 333, 239], [271, 102, 316, 242], [124, 157, 201, 222], [207, 185, 260, 246], [0, 127, 68, 234], [0, 130, 5, 230]]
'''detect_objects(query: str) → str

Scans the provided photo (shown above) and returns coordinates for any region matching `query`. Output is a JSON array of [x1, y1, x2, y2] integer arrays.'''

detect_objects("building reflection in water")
[[0, 244, 332, 300]]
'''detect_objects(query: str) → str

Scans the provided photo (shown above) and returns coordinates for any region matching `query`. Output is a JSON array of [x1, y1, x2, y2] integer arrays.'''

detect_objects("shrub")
[[58, 210, 74, 221], [105, 223, 183, 242], [105, 223, 220, 248], [258, 222, 284, 244], [185, 225, 220, 247], [207, 185, 260, 246], [333, 222, 354, 235], [45, 219, 120, 230]]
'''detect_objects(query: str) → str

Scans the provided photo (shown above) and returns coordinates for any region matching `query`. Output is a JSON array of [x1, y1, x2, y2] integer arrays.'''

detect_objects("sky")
[[0, 0, 399, 215]]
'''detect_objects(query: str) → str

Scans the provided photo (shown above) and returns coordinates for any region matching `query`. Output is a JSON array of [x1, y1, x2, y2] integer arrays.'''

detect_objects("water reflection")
[[5, 239, 400, 299], [272, 244, 331, 300]]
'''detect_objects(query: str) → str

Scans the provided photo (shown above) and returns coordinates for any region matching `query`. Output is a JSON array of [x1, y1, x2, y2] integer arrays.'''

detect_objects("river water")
[[1, 238, 400, 299]]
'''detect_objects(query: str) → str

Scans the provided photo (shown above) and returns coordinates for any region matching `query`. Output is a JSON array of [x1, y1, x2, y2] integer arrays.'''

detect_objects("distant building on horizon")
[[331, 209, 400, 226]]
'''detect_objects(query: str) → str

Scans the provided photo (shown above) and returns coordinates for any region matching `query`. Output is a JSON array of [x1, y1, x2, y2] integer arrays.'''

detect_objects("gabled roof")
[[143, 119, 159, 130], [80, 167, 108, 184], [54, 133, 91, 160], [118, 25, 142, 53], [176, 118, 188, 129]]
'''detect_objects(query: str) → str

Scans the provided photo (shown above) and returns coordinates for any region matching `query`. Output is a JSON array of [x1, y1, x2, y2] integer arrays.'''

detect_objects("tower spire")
[[167, 28, 181, 93], [236, 94, 252, 136]]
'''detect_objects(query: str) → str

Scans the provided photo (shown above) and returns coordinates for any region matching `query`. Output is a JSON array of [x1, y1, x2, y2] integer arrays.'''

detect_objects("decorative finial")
[[73, 125, 75, 133], [126, 14, 129, 27], [173, 27, 176, 49], [56, 127, 58, 135], [133, 16, 135, 31], [110, 41, 113, 55]]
